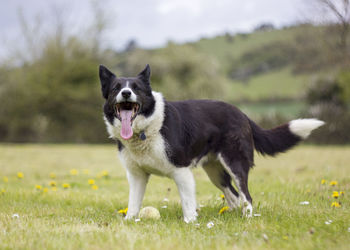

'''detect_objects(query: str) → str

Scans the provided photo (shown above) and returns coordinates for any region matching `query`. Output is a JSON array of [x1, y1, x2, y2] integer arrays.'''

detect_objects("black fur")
[[248, 119, 301, 156], [160, 100, 254, 167]]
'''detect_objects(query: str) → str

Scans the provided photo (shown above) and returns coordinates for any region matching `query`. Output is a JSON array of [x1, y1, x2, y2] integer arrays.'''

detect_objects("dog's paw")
[[184, 211, 198, 223], [242, 202, 253, 218], [124, 213, 137, 220], [184, 216, 197, 223]]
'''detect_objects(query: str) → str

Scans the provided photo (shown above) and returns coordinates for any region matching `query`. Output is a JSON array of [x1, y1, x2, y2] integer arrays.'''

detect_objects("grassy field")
[[0, 144, 349, 250], [228, 67, 309, 102]]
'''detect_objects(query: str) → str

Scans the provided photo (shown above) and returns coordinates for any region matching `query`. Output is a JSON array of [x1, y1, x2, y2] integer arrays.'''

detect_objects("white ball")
[[139, 206, 160, 220]]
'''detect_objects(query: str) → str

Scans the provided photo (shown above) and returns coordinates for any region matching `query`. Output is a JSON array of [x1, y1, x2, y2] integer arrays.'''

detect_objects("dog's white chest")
[[119, 133, 174, 176], [105, 91, 175, 176]]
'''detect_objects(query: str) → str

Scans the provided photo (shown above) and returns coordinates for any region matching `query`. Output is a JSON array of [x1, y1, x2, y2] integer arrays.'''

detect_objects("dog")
[[99, 64, 324, 223]]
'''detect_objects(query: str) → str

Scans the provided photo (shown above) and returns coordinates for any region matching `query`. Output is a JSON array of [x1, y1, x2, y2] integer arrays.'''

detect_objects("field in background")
[[0, 144, 349, 249], [195, 27, 299, 71], [228, 67, 309, 102]]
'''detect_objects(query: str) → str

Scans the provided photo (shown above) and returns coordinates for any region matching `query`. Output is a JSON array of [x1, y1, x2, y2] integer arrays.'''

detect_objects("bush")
[[0, 37, 108, 143], [303, 73, 350, 144]]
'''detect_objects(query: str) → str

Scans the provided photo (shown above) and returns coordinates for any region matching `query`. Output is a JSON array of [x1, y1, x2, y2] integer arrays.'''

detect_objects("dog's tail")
[[248, 118, 325, 156]]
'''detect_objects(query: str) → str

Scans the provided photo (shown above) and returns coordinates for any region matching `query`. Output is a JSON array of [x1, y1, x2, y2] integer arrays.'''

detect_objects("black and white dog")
[[99, 64, 324, 223]]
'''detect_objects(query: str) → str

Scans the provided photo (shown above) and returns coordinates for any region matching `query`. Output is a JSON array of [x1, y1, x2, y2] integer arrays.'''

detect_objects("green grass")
[[0, 144, 349, 249]]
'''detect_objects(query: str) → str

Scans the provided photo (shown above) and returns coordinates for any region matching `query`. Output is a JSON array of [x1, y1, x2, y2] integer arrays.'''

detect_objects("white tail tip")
[[289, 119, 325, 139]]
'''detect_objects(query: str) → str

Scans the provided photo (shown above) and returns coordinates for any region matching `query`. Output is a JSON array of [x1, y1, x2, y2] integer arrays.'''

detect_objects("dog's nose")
[[122, 90, 131, 99]]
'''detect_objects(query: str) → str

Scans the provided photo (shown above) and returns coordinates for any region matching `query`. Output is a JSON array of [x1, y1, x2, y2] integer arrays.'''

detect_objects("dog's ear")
[[137, 64, 151, 83], [99, 65, 116, 99]]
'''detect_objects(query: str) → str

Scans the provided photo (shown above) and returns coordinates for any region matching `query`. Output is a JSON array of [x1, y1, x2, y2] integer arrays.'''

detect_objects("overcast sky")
[[0, 0, 309, 58]]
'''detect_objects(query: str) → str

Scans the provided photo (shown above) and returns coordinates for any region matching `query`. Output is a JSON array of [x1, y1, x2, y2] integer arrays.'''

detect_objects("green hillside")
[[187, 26, 316, 116], [194, 27, 300, 72]]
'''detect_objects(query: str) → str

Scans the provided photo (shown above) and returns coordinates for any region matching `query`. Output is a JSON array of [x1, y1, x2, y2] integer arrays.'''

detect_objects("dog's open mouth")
[[115, 102, 140, 140]]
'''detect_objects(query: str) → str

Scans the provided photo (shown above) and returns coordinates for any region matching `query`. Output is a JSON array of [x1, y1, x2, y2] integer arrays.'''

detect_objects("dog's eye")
[[114, 83, 121, 91], [132, 84, 138, 91]]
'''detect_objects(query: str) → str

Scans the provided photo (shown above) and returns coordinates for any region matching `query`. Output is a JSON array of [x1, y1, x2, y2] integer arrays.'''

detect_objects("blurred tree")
[[0, 3, 113, 143], [304, 72, 350, 143], [338, 70, 350, 101], [314, 0, 350, 60]]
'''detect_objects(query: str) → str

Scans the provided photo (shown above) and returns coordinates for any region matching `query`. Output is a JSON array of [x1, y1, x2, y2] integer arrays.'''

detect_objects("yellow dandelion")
[[91, 185, 99, 190], [49, 181, 56, 187], [70, 169, 78, 176], [332, 191, 339, 198], [282, 235, 289, 240], [3, 176, 8, 183], [49, 173, 56, 179], [97, 170, 109, 178], [220, 194, 225, 199], [51, 187, 57, 192], [331, 201, 341, 208], [321, 179, 326, 184], [306, 189, 311, 193], [219, 206, 229, 214], [340, 191, 345, 196], [88, 179, 95, 185], [35, 185, 42, 190], [329, 180, 338, 186], [62, 183, 70, 189], [1, 188, 5, 194], [83, 169, 90, 175], [118, 208, 128, 215], [43, 187, 49, 193], [17, 172, 24, 179]]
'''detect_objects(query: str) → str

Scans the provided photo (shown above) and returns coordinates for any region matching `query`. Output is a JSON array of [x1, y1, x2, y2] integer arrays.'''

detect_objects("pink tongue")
[[120, 110, 133, 140]]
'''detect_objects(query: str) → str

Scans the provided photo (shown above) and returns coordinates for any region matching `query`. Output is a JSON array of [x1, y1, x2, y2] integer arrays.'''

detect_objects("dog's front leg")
[[172, 168, 198, 223], [125, 169, 150, 220]]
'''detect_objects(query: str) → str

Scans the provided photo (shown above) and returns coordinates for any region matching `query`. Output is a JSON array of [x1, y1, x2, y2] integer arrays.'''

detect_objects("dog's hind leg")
[[202, 163, 240, 209], [218, 154, 253, 217]]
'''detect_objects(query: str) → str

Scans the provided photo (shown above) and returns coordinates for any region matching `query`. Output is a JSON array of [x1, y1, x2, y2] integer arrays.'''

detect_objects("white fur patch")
[[116, 87, 137, 103], [171, 168, 198, 223], [289, 119, 325, 139]]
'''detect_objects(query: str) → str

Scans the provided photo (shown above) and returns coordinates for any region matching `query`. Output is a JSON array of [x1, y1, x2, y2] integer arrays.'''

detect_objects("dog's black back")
[[161, 100, 254, 167]]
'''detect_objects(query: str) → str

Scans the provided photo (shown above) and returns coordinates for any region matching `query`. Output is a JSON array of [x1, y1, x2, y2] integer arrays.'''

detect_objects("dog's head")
[[99, 65, 155, 140]]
